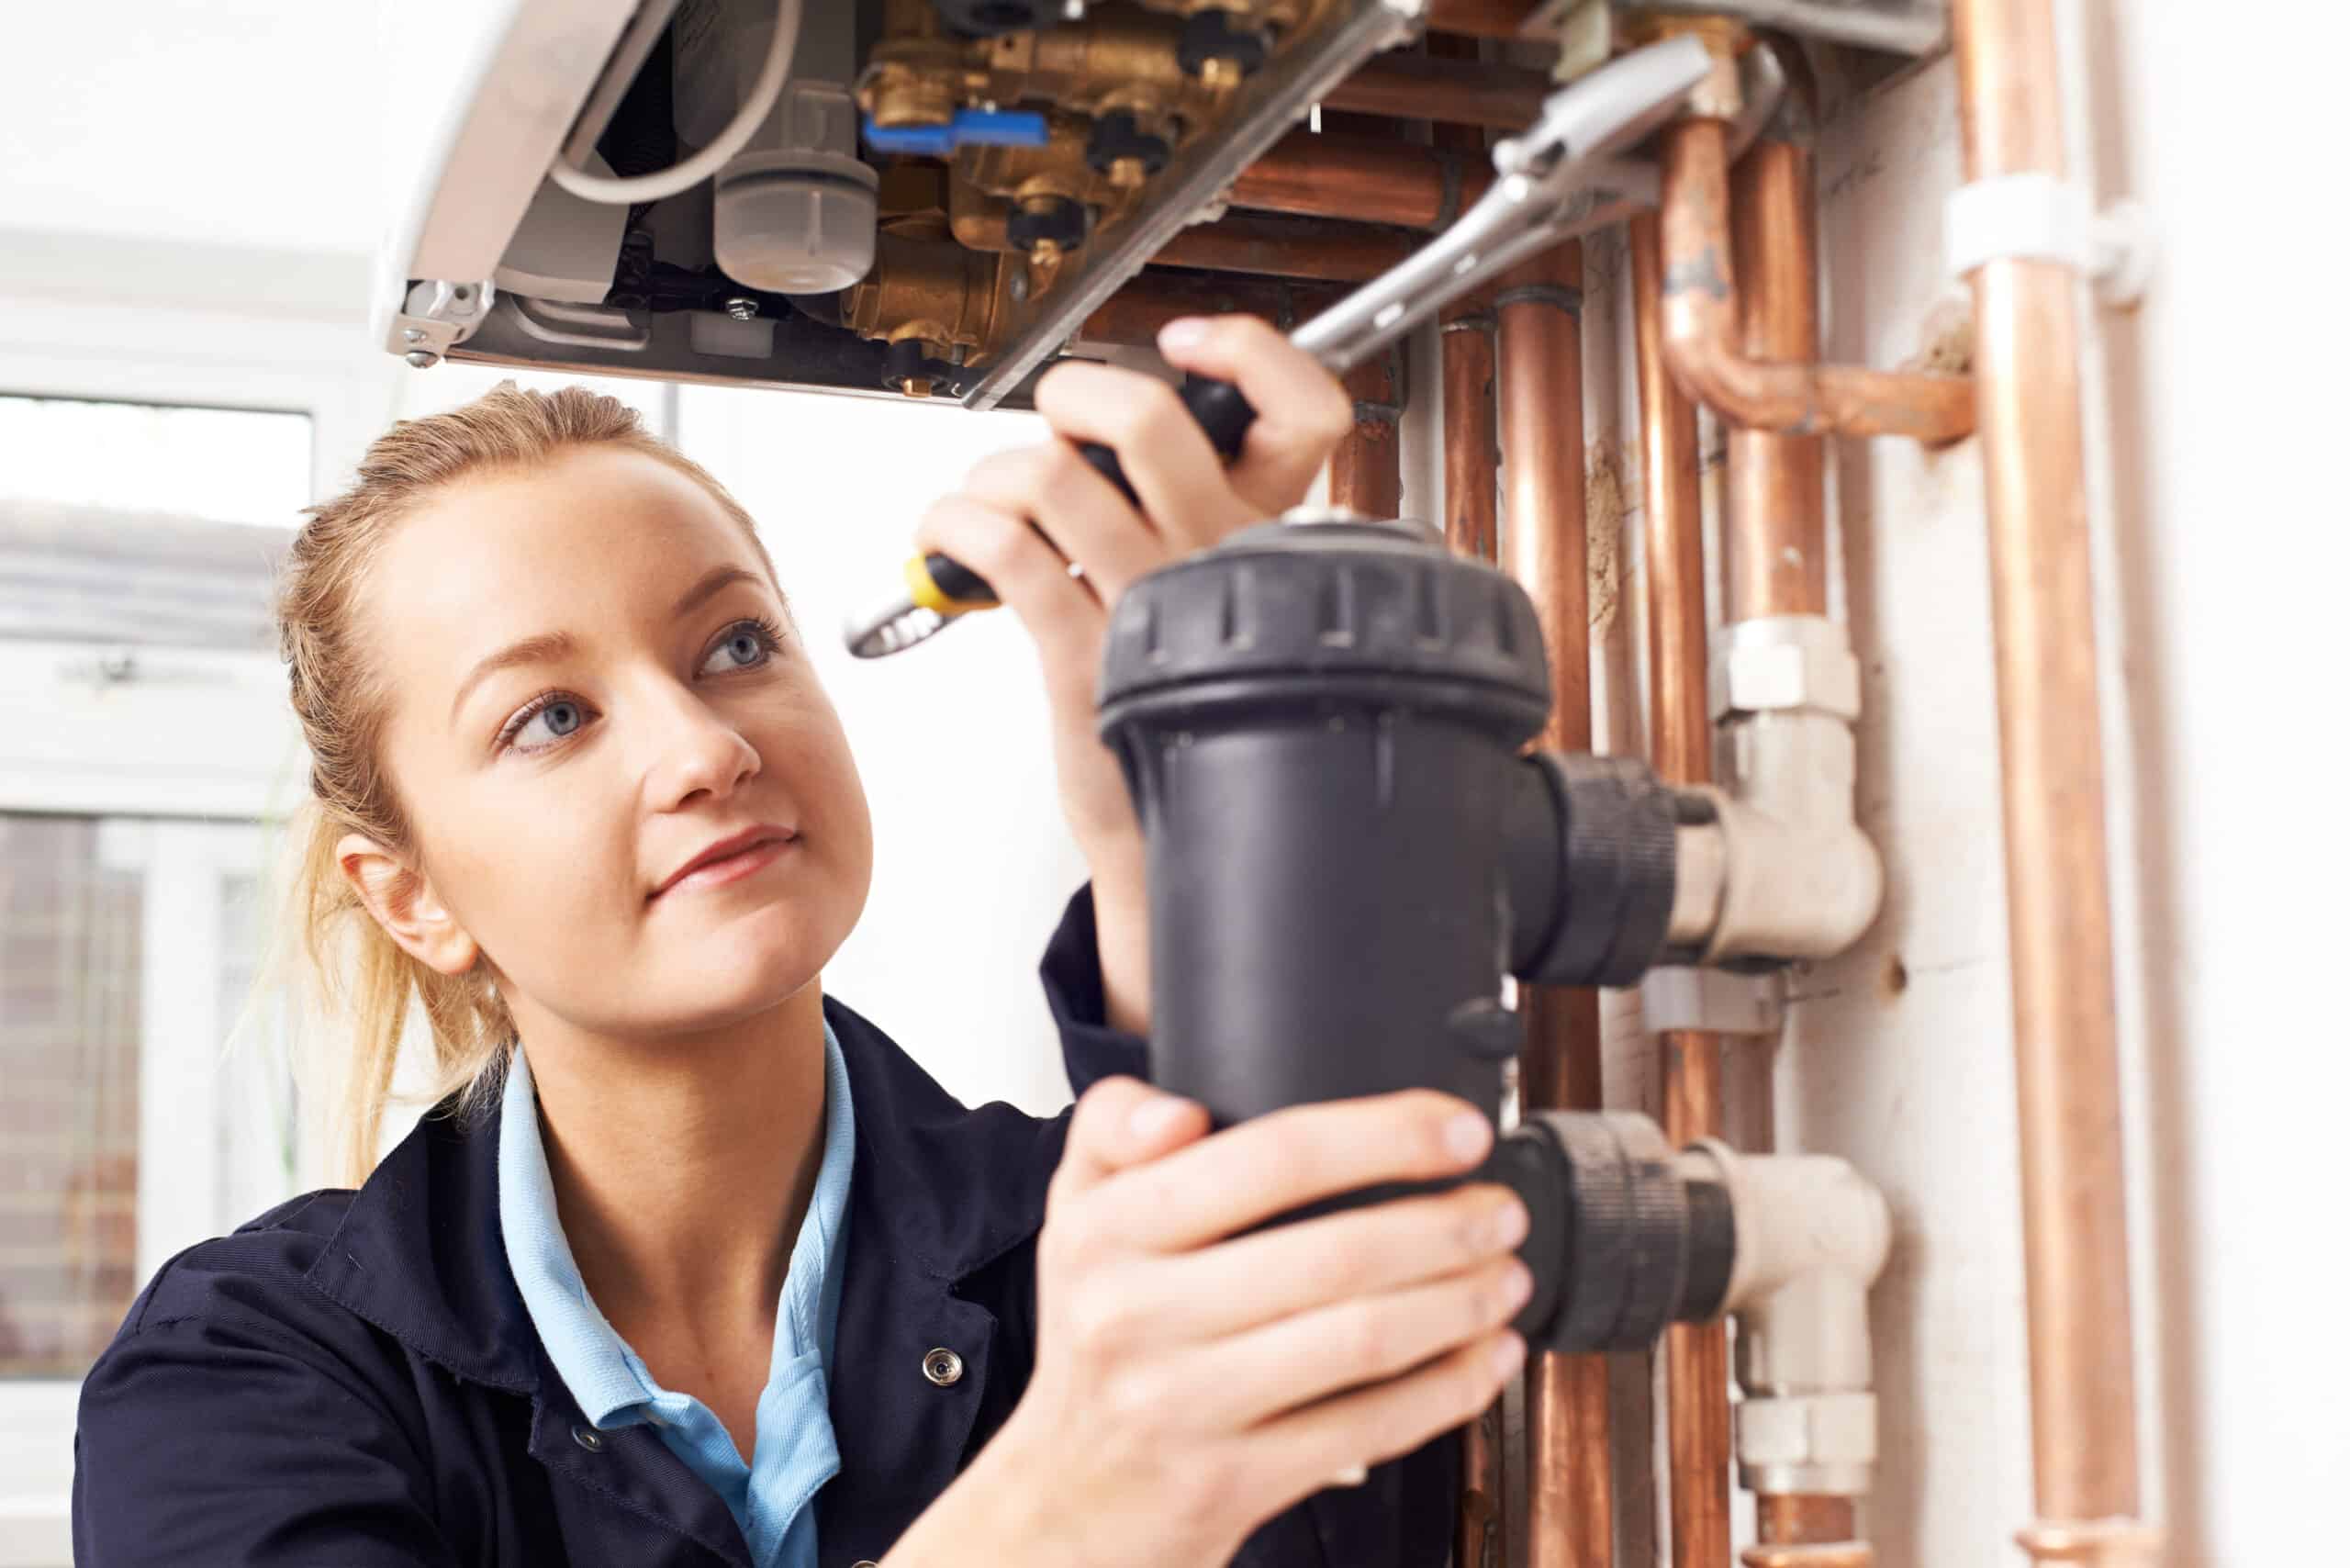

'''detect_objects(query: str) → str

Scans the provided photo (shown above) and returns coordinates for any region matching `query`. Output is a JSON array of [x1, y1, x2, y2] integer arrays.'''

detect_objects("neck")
[[515, 983, 831, 1349]]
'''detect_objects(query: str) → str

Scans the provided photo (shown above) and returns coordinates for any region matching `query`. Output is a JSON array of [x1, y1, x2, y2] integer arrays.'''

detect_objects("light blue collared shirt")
[[498, 1028, 856, 1567]]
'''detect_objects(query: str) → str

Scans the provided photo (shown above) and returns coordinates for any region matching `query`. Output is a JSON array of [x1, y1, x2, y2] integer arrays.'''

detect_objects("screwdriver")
[[842, 36, 1725, 660]]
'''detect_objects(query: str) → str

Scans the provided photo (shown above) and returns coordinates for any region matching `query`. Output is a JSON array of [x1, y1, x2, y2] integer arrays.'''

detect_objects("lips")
[[653, 825, 798, 900]]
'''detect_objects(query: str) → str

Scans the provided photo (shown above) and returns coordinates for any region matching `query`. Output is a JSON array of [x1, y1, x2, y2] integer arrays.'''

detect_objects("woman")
[[71, 319, 1533, 1567]]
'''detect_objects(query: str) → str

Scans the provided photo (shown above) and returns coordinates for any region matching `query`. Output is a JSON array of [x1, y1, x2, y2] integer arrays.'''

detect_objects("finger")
[[1121, 1181, 1528, 1345], [1050, 1078, 1213, 1203], [959, 444, 1169, 609], [1155, 315, 1352, 518], [1032, 361, 1260, 552], [914, 495, 1102, 703], [1241, 1327, 1527, 1502], [1101, 1090, 1496, 1255], [1182, 1252, 1531, 1430]]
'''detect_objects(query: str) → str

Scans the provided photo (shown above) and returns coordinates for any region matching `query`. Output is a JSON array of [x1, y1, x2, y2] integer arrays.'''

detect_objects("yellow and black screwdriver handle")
[[845, 376, 1258, 659]]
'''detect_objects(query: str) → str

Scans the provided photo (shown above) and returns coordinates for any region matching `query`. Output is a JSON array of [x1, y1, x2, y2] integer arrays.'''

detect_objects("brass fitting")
[[842, 231, 1010, 357], [1197, 55, 1245, 92]]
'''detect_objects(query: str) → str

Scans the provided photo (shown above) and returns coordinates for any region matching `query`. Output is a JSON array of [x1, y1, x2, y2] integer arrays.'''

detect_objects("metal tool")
[[843, 34, 1767, 660]]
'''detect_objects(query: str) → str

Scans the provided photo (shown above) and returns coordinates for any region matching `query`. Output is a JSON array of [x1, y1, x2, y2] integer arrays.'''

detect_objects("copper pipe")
[[1460, 1402, 1506, 1568], [1755, 1495, 1859, 1548], [1231, 130, 1495, 229], [1742, 1495, 1868, 1568], [1726, 140, 1829, 620], [1634, 210, 1733, 1568], [1425, 60, 1510, 1566], [1077, 271, 1338, 347], [1441, 304, 1498, 563], [1953, 0, 2152, 1562], [1495, 241, 1616, 1568], [1152, 214, 1415, 283], [1659, 118, 1975, 444], [1324, 52, 1550, 130], [1326, 352, 1404, 517]]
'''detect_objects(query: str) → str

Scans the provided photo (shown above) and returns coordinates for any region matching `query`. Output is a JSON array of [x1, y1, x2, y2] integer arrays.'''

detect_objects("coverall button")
[[922, 1347, 965, 1386]]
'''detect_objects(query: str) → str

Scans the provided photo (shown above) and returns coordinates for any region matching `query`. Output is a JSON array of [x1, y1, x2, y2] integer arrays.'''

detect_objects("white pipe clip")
[[1944, 172, 2153, 308]]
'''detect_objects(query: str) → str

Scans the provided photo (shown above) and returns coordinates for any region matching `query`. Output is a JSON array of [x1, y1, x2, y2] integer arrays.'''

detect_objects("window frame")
[[0, 324, 366, 1561]]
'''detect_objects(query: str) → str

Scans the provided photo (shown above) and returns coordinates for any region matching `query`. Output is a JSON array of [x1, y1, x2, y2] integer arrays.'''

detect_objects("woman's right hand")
[[893, 1076, 1532, 1568]]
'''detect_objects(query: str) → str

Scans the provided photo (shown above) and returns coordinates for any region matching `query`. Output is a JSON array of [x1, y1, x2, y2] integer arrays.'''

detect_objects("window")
[[0, 387, 317, 1560], [0, 395, 312, 527], [0, 816, 293, 1380]]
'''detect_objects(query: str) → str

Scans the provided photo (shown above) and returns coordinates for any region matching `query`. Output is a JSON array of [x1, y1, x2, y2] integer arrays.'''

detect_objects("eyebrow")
[[672, 565, 763, 621], [445, 566, 768, 729], [448, 632, 579, 728]]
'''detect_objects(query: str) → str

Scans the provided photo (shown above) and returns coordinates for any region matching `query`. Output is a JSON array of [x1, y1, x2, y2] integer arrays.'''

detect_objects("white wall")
[[0, 3, 389, 254], [675, 385, 1091, 1114]]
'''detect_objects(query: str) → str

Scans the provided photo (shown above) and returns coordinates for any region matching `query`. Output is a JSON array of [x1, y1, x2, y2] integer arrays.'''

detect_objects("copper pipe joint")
[[2010, 1519, 2164, 1565], [1659, 119, 1975, 444]]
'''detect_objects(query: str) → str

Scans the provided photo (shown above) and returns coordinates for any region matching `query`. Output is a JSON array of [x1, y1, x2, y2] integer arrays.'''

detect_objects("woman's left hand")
[[914, 316, 1353, 1028]]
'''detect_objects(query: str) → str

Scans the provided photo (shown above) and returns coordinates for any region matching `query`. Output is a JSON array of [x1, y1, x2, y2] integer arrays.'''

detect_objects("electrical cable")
[[550, 0, 800, 206]]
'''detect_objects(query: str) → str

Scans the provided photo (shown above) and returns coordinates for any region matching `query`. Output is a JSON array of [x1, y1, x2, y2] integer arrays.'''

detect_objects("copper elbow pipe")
[[1659, 119, 1975, 445], [1952, 0, 2152, 1561], [1633, 210, 1734, 1568], [1230, 131, 1496, 230], [1727, 138, 1830, 621]]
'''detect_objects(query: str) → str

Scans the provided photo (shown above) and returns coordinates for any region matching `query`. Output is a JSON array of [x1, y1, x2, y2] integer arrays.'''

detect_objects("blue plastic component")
[[861, 108, 1049, 157]]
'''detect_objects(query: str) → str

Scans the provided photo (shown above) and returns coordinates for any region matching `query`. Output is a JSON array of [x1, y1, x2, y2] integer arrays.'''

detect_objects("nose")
[[640, 679, 761, 812]]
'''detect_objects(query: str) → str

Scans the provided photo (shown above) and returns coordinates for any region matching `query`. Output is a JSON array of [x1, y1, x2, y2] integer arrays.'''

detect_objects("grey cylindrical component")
[[714, 162, 878, 293], [684, 0, 880, 295]]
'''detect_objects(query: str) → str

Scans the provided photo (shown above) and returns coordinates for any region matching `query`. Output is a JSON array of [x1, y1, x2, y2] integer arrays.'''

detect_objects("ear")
[[335, 832, 481, 979]]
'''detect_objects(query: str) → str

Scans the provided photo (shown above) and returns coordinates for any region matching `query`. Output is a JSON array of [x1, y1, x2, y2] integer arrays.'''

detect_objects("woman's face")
[[354, 443, 873, 1041]]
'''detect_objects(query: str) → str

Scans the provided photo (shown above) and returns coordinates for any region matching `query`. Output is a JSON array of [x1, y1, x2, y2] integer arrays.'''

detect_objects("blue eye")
[[700, 618, 780, 675], [508, 696, 592, 753]]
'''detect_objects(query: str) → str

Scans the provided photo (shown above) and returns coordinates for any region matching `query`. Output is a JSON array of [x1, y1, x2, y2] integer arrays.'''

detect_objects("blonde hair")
[[277, 383, 776, 1184]]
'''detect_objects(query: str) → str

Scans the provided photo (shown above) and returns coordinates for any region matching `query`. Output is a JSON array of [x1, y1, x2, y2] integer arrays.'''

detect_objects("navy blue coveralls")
[[71, 888, 1458, 1565]]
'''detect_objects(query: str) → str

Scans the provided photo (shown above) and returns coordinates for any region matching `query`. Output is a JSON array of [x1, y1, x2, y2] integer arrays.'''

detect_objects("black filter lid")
[[1097, 516, 1555, 734]]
